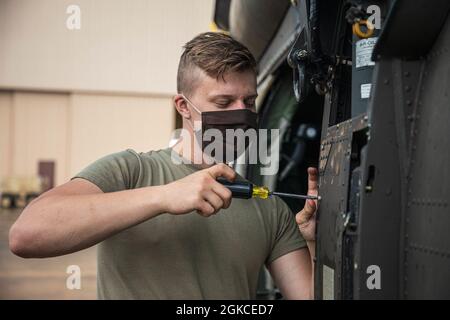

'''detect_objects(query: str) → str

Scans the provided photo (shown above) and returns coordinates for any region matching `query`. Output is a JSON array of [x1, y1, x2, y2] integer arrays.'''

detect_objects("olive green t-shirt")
[[73, 148, 306, 299]]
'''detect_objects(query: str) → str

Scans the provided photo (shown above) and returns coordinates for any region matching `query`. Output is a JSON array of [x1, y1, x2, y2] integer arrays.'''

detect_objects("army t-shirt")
[[72, 147, 306, 299]]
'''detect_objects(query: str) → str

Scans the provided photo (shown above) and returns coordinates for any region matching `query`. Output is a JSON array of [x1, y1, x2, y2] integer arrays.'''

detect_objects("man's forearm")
[[307, 240, 315, 261], [9, 186, 166, 258], [307, 240, 315, 298]]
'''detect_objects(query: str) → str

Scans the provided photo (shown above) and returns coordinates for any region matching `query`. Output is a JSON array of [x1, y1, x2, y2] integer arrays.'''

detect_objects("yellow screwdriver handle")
[[252, 185, 270, 199]]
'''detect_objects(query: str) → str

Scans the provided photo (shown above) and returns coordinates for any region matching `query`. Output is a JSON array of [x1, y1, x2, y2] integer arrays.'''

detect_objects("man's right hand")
[[160, 163, 236, 217], [9, 163, 236, 258]]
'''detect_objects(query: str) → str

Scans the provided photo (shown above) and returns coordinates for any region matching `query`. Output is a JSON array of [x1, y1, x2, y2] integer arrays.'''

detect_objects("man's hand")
[[295, 167, 319, 241], [160, 163, 236, 217]]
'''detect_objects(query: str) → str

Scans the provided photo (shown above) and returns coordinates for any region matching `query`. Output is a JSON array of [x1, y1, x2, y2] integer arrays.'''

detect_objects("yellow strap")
[[352, 19, 374, 38], [209, 21, 230, 35]]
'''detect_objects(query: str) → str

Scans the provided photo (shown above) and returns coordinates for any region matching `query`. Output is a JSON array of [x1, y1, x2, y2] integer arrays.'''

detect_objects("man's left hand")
[[295, 167, 319, 242]]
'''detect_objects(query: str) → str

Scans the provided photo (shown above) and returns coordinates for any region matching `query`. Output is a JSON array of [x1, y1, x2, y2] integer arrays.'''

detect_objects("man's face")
[[173, 68, 258, 164], [184, 69, 257, 123]]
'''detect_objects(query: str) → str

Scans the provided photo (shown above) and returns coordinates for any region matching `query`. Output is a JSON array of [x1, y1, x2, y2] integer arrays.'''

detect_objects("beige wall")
[[11, 92, 69, 186], [0, 0, 213, 95], [0, 92, 13, 178], [0, 0, 212, 188], [0, 91, 174, 186], [69, 93, 174, 178]]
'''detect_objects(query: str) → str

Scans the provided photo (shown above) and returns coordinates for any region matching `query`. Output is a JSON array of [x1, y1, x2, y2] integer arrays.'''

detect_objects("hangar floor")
[[0, 209, 96, 299]]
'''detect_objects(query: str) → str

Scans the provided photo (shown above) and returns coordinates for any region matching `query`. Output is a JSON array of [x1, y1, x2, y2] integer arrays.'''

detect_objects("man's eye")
[[245, 101, 256, 108], [216, 101, 230, 108]]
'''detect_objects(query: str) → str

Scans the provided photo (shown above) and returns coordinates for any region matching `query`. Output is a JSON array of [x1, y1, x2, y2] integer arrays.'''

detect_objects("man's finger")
[[307, 167, 319, 195], [203, 190, 224, 213], [296, 199, 316, 225], [211, 183, 232, 209], [304, 199, 316, 218], [208, 163, 236, 181], [196, 201, 215, 217]]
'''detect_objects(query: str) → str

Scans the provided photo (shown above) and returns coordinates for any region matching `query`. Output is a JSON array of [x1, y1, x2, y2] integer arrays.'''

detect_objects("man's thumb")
[[296, 200, 316, 225]]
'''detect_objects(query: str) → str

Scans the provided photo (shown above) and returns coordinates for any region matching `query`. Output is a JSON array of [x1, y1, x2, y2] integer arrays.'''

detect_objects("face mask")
[[182, 94, 258, 163]]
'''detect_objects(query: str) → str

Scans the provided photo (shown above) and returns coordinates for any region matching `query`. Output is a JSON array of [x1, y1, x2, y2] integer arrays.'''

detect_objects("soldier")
[[9, 32, 318, 300]]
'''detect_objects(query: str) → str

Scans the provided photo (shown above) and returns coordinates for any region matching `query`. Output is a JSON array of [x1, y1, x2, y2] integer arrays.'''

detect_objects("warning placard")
[[356, 37, 378, 68], [361, 83, 372, 99]]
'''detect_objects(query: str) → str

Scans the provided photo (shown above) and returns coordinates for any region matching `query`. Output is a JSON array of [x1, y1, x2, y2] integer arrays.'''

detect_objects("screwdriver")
[[217, 178, 321, 201]]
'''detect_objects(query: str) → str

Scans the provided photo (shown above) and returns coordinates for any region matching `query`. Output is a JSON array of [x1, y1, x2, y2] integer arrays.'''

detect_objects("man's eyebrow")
[[208, 94, 258, 100], [244, 94, 258, 99]]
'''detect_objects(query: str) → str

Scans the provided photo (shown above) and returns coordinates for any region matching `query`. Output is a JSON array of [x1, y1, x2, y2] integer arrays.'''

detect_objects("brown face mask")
[[183, 95, 258, 163]]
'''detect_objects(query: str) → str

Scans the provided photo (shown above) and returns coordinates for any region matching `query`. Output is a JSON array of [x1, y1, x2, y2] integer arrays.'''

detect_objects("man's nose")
[[230, 100, 247, 110]]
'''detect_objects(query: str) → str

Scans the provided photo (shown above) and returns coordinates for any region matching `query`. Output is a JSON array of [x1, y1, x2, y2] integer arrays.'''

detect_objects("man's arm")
[[269, 167, 319, 299], [268, 248, 313, 299], [9, 163, 235, 258]]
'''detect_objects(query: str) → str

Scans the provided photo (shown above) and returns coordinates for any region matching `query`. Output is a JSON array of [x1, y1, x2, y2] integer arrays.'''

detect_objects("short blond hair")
[[177, 32, 256, 95]]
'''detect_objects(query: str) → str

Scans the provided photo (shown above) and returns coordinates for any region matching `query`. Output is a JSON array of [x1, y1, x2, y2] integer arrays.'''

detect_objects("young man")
[[9, 32, 318, 299]]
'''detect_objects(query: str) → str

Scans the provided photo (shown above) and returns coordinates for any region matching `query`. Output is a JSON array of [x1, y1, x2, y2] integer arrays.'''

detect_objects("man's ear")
[[173, 94, 191, 119]]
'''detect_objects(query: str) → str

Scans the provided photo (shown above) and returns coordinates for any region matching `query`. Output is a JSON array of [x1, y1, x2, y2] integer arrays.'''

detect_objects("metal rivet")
[[296, 49, 308, 60]]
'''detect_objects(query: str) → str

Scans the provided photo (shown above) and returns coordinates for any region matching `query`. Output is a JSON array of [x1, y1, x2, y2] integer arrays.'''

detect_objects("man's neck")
[[171, 133, 212, 169]]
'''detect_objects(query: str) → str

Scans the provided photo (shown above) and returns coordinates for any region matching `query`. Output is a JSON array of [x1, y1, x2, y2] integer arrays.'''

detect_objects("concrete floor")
[[0, 208, 97, 299]]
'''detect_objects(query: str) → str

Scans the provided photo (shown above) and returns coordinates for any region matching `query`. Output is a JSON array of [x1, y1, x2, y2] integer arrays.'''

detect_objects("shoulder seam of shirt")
[[124, 149, 144, 189]]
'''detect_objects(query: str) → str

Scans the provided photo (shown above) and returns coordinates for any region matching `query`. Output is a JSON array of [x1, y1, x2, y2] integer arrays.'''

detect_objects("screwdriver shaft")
[[270, 191, 320, 200], [216, 177, 321, 201]]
